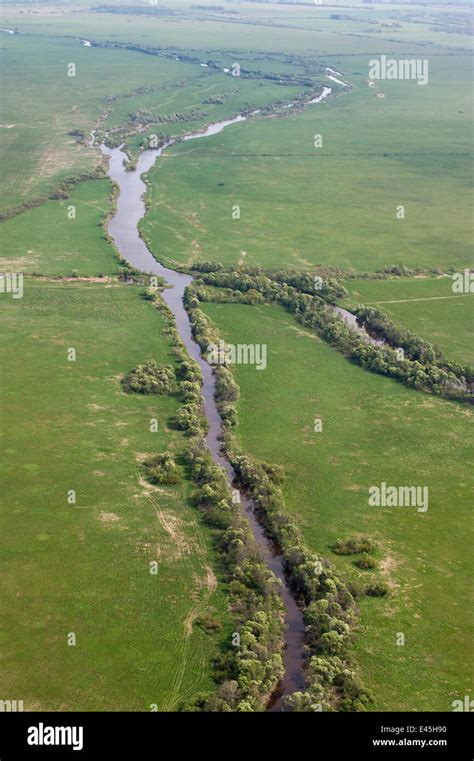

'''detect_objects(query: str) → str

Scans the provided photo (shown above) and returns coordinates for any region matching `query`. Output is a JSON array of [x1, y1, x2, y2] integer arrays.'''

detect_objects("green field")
[[0, 279, 229, 710], [0, 11, 319, 214], [4, 2, 471, 54], [141, 51, 473, 274], [202, 299, 473, 711], [0, 179, 117, 277], [344, 277, 474, 366], [110, 74, 307, 155], [0, 31, 202, 213]]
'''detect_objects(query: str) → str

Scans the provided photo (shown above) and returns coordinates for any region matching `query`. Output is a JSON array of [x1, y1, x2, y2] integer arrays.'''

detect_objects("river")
[[100, 95, 336, 709]]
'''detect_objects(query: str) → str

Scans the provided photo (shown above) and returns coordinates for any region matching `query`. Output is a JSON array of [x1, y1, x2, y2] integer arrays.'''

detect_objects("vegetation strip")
[[189, 265, 473, 404], [142, 293, 287, 712], [184, 284, 375, 711]]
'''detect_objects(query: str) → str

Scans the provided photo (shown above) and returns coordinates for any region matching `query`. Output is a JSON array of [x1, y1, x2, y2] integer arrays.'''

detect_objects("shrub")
[[332, 536, 377, 555], [176, 359, 202, 384], [214, 365, 239, 403], [144, 453, 181, 485], [195, 614, 222, 632], [175, 403, 207, 436], [143, 287, 157, 300], [354, 554, 378, 570], [366, 582, 389, 597], [122, 360, 176, 395], [179, 380, 202, 404]]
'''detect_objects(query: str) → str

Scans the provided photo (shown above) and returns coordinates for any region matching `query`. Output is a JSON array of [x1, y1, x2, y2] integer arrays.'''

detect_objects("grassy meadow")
[[0, 86, 230, 708], [124, 77, 307, 155], [0, 179, 117, 277], [0, 22, 315, 213], [202, 300, 473, 711], [0, 31, 198, 213], [344, 277, 474, 366], [140, 48, 473, 274], [0, 280, 229, 711], [3, 2, 471, 54]]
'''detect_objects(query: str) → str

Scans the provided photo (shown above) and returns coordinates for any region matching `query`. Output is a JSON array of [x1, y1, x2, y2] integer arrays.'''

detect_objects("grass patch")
[[0, 280, 229, 710], [0, 180, 117, 277]]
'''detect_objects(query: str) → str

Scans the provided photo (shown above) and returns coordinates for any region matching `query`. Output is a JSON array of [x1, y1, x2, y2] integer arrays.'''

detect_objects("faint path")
[[373, 295, 473, 304]]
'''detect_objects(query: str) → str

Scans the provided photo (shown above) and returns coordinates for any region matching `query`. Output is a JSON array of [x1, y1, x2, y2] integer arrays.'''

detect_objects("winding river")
[[100, 97, 337, 709]]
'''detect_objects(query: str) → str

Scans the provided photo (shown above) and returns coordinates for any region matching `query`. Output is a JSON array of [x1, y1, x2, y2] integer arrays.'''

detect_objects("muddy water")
[[332, 305, 385, 347], [306, 85, 332, 104], [100, 115, 309, 708]]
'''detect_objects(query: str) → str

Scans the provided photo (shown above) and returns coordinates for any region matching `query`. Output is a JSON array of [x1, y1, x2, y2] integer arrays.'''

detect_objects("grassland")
[[0, 31, 198, 213], [0, 95, 230, 710], [3, 2, 471, 269], [343, 277, 474, 366], [124, 77, 307, 155], [4, 2, 471, 54], [202, 299, 473, 711], [0, 279, 229, 711], [141, 50, 473, 274], [0, 24, 312, 213], [0, 179, 118, 277], [1, 0, 472, 714]]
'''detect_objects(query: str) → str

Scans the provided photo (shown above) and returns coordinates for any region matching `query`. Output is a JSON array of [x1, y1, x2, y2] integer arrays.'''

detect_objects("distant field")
[[344, 277, 474, 366], [0, 179, 117, 277], [202, 300, 473, 711], [3, 4, 471, 266], [0, 32, 198, 213], [3, 3, 471, 54], [124, 76, 306, 155], [0, 27, 313, 213], [141, 51, 473, 274], [0, 281, 228, 710]]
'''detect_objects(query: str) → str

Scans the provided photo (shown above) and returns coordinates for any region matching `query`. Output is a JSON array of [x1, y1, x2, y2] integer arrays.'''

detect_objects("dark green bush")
[[366, 582, 389, 597], [332, 536, 377, 556], [144, 453, 181, 485], [195, 614, 222, 633], [354, 554, 378, 570], [122, 360, 176, 395]]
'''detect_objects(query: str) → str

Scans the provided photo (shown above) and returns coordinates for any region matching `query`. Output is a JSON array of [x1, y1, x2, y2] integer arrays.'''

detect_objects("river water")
[[333, 305, 385, 347], [100, 97, 335, 709]]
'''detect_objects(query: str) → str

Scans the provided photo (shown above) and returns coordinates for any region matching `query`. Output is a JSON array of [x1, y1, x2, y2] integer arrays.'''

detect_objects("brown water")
[[100, 116, 308, 708], [332, 305, 385, 347]]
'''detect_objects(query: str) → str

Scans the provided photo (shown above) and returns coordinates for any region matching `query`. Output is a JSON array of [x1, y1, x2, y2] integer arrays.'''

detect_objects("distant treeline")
[[192, 4, 238, 12], [85, 39, 322, 88], [92, 5, 178, 16]]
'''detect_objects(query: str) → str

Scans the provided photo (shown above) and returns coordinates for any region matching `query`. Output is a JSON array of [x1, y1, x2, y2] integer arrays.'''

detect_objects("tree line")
[[189, 265, 472, 404]]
